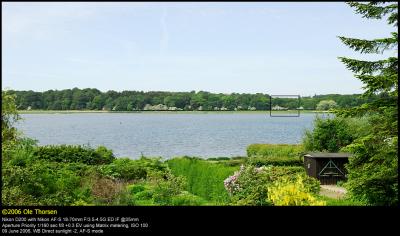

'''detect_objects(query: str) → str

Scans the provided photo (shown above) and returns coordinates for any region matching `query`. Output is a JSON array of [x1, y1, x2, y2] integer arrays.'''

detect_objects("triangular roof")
[[305, 152, 351, 158]]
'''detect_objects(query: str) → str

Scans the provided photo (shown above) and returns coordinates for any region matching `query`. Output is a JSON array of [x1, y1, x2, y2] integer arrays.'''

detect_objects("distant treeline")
[[9, 88, 377, 111]]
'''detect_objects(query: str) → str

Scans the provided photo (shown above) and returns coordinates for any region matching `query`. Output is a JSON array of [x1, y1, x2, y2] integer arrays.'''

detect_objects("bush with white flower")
[[224, 165, 244, 195]]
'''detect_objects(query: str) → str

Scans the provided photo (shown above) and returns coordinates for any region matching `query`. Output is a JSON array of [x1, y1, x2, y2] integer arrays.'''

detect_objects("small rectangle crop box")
[[269, 95, 301, 117]]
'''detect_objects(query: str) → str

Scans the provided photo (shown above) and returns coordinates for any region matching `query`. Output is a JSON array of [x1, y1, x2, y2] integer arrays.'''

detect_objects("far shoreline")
[[18, 110, 332, 114]]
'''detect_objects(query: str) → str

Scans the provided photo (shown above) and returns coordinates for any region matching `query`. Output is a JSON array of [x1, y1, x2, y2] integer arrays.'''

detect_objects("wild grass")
[[246, 144, 304, 166], [316, 195, 365, 206], [167, 156, 239, 204]]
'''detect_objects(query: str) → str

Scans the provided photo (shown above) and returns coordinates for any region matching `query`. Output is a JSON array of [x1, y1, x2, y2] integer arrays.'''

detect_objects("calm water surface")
[[16, 113, 320, 159]]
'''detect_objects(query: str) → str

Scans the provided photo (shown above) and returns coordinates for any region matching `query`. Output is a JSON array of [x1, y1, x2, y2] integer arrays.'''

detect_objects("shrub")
[[2, 160, 88, 206], [84, 172, 125, 205], [1, 186, 36, 206], [246, 144, 303, 158], [136, 157, 169, 173], [263, 166, 319, 194], [302, 116, 360, 152], [125, 172, 189, 206], [33, 145, 115, 165], [300, 174, 321, 194], [2, 90, 21, 152], [343, 135, 398, 206], [8, 138, 37, 167], [135, 190, 154, 201], [224, 165, 244, 195], [129, 185, 146, 194], [2, 162, 38, 205], [126, 183, 155, 205], [246, 144, 303, 167], [228, 165, 272, 206], [316, 100, 338, 111], [265, 166, 306, 181], [99, 158, 148, 181], [95, 146, 115, 162], [222, 158, 247, 167], [224, 165, 319, 206], [152, 172, 187, 206], [170, 191, 208, 206], [247, 156, 302, 167], [206, 157, 230, 161], [268, 175, 326, 206], [71, 200, 95, 206], [206, 156, 247, 167]]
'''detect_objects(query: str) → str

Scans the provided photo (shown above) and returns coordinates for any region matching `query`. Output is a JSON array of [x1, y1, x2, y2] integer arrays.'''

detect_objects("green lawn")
[[317, 195, 365, 206]]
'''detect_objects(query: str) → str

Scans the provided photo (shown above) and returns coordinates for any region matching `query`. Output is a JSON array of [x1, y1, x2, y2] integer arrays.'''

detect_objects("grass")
[[166, 157, 239, 204], [317, 195, 365, 206]]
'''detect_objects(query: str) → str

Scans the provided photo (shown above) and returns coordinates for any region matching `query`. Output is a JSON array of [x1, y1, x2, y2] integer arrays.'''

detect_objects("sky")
[[2, 2, 396, 96]]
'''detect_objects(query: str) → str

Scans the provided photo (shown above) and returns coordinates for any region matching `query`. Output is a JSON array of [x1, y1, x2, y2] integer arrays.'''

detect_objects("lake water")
[[16, 113, 320, 159]]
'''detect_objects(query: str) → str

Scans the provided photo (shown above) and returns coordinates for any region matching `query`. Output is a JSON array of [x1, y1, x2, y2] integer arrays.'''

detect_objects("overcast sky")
[[2, 2, 395, 96]]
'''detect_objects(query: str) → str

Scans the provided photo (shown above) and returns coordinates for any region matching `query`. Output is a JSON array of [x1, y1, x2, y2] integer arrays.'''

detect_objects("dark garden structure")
[[303, 152, 351, 185]]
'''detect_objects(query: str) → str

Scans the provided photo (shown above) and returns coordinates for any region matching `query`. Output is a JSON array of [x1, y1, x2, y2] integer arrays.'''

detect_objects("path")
[[319, 185, 347, 199]]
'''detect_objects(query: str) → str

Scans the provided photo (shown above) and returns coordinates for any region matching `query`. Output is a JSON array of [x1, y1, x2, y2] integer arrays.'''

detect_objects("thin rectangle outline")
[[269, 95, 301, 117]]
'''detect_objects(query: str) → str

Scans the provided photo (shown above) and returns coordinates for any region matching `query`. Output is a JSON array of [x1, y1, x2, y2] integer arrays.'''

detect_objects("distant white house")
[[143, 104, 168, 110], [168, 107, 183, 111], [272, 105, 288, 110], [297, 106, 304, 110]]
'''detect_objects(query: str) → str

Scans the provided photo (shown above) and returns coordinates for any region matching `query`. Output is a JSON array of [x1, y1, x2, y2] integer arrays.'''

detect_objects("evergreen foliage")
[[337, 2, 398, 205]]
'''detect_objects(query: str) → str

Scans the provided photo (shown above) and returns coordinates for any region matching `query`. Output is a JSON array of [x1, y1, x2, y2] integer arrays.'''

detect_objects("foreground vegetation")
[[2, 136, 330, 206]]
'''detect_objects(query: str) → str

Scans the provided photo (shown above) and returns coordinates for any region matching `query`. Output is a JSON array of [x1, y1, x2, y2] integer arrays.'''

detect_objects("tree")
[[190, 92, 206, 109], [337, 2, 398, 205], [91, 95, 105, 110], [2, 90, 21, 158], [10, 88, 376, 112], [1, 90, 21, 144], [316, 100, 338, 110], [302, 116, 355, 152]]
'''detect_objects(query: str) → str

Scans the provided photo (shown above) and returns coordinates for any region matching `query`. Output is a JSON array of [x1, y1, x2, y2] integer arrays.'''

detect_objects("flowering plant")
[[267, 174, 325, 206], [224, 165, 267, 195], [223, 165, 244, 195]]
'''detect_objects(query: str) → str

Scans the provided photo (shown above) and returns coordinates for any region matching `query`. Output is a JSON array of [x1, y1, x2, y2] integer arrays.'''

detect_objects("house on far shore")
[[272, 105, 288, 110], [303, 152, 351, 185]]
